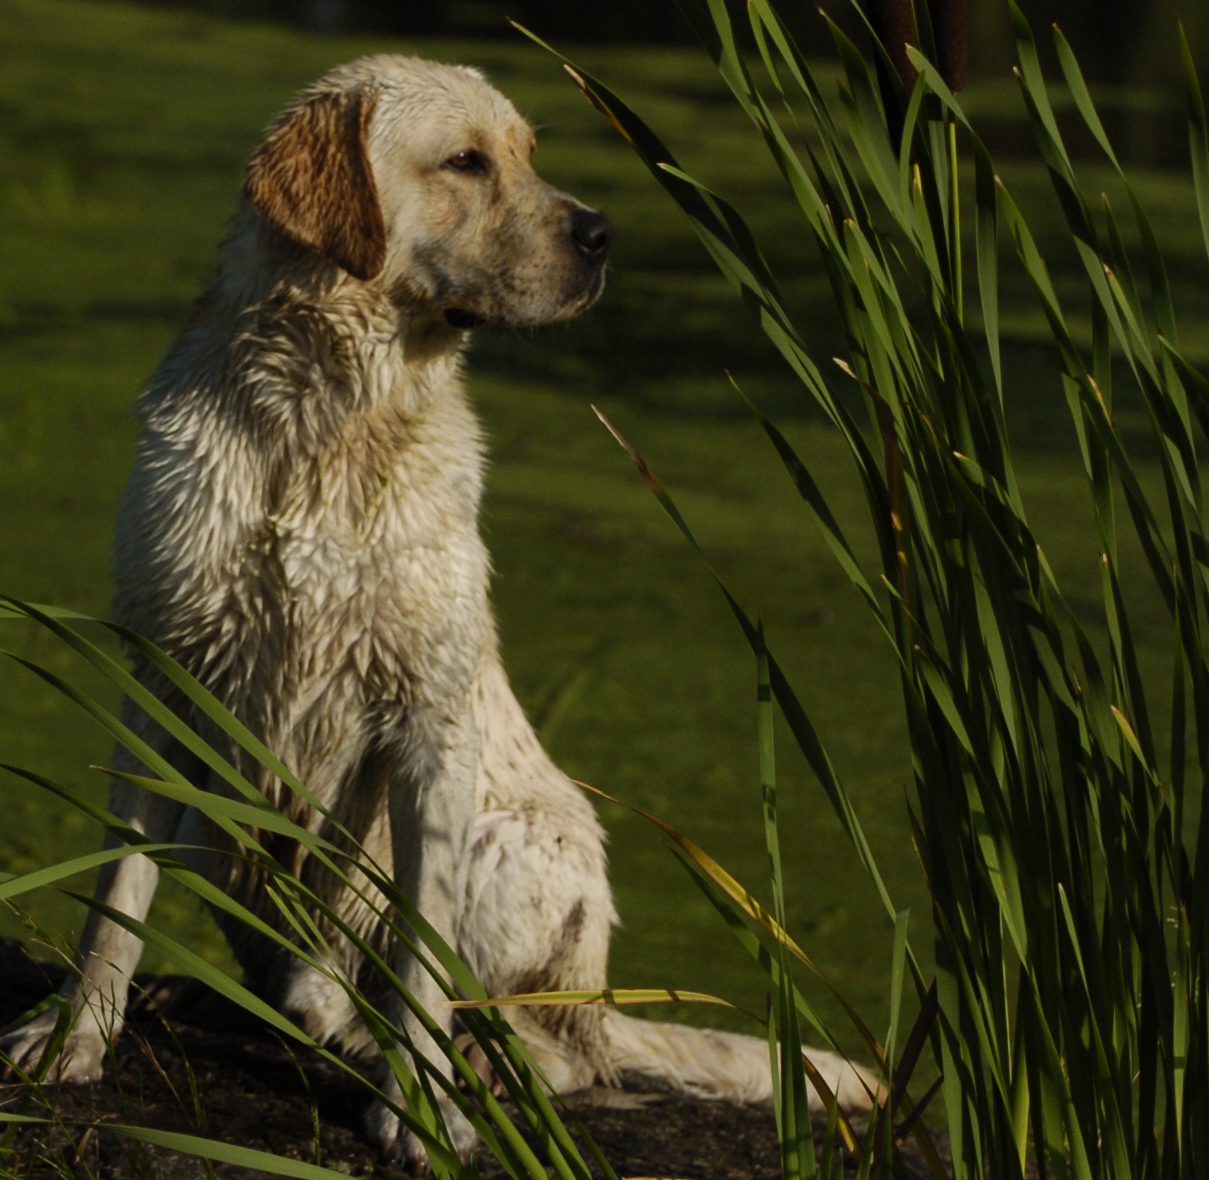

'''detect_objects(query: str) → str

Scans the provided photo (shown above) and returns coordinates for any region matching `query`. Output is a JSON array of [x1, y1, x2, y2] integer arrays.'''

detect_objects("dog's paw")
[[453, 1032, 505, 1097], [277, 960, 360, 1046], [0, 1004, 107, 1084], [365, 1088, 477, 1173]]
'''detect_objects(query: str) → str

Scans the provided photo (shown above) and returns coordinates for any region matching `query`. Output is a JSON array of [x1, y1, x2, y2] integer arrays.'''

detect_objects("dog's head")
[[244, 56, 612, 329]]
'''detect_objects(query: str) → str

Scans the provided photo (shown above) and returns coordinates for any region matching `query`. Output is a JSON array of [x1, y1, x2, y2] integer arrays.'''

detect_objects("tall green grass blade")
[[1053, 28, 1118, 168], [589, 409, 900, 924], [756, 623, 816, 1180], [885, 908, 910, 1080]]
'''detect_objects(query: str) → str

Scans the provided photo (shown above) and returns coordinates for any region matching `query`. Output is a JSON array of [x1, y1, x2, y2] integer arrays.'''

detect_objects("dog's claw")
[[372, 1125, 428, 1177], [367, 1077, 477, 1175], [378, 1135, 426, 1176], [377, 1137, 403, 1165], [454, 1033, 506, 1097]]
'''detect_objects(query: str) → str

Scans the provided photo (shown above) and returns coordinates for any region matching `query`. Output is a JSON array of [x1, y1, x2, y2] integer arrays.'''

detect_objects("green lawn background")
[[0, 0, 1200, 1056]]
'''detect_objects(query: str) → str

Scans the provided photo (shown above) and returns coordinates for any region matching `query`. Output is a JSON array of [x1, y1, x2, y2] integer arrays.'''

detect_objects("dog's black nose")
[[570, 209, 613, 260]]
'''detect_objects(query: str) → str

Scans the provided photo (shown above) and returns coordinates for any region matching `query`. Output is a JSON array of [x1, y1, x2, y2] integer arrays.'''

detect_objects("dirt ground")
[[0, 940, 949, 1179]]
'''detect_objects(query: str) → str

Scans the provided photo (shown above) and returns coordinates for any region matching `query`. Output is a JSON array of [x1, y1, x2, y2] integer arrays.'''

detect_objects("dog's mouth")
[[438, 259, 606, 331], [444, 308, 487, 330]]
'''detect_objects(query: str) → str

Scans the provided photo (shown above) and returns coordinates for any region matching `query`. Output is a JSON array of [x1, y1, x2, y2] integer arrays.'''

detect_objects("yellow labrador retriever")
[[1, 56, 876, 1164]]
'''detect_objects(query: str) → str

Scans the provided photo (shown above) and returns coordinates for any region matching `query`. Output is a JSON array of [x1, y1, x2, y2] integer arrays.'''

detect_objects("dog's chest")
[[119, 374, 492, 729], [264, 394, 491, 705]]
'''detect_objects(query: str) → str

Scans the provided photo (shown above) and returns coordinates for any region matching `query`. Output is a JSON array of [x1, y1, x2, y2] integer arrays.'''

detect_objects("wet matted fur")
[[0, 55, 878, 1165]]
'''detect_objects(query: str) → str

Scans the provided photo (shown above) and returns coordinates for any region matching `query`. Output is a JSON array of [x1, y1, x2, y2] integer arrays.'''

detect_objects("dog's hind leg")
[[457, 805, 613, 1091], [460, 659, 882, 1114], [461, 801, 880, 1112], [451, 657, 618, 1093], [0, 694, 194, 1082]]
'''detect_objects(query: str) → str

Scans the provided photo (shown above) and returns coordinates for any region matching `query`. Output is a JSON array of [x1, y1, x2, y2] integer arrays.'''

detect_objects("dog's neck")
[[180, 211, 473, 432]]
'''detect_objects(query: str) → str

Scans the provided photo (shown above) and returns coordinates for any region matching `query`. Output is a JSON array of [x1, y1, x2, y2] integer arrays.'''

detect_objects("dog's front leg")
[[366, 711, 478, 1168], [0, 718, 188, 1081]]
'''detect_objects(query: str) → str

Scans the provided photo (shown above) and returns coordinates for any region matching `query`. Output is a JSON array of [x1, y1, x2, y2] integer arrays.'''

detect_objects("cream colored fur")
[[0, 55, 878, 1164]]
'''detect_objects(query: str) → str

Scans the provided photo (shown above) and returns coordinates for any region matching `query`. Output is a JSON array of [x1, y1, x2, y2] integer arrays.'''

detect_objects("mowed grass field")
[[0, 0, 1204, 1055]]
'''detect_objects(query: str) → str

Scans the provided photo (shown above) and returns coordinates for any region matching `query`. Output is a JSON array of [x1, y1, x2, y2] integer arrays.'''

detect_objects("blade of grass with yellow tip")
[[451, 989, 740, 1011], [587, 410, 901, 929]]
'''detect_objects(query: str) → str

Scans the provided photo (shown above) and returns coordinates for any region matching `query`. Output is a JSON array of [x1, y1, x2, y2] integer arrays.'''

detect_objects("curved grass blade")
[[0, 842, 181, 903], [451, 989, 738, 1011], [729, 376, 887, 631], [589, 407, 900, 925], [0, 1112, 361, 1180], [0, 596, 331, 823]]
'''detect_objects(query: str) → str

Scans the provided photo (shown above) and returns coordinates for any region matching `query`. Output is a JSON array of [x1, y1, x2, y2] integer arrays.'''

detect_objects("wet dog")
[[0, 56, 877, 1165]]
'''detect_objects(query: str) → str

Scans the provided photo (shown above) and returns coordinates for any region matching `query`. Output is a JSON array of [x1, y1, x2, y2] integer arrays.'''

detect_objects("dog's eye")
[[445, 149, 488, 176]]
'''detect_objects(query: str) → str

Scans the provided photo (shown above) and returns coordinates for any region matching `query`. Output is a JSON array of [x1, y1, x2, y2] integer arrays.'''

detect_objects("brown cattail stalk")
[[868, 0, 968, 93]]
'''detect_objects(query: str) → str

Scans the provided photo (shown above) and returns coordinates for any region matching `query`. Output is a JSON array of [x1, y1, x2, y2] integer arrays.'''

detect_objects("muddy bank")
[[0, 940, 948, 1178]]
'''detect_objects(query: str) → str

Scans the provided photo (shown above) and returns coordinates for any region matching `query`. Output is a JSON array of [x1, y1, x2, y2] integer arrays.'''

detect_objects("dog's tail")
[[600, 1009, 880, 1111]]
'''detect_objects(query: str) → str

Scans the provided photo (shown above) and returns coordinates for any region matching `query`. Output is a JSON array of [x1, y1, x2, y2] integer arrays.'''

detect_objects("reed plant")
[[516, 0, 1209, 1177], [5, 2, 1209, 1178]]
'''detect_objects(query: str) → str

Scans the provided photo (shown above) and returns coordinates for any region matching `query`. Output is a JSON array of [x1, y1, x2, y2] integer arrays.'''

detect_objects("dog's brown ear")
[[245, 90, 387, 282]]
